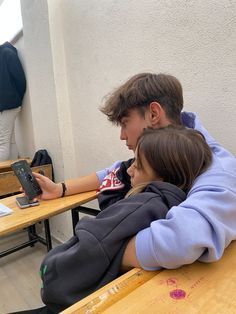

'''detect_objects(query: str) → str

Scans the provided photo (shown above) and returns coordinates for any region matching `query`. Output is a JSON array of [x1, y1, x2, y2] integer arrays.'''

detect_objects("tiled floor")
[[0, 230, 51, 313]]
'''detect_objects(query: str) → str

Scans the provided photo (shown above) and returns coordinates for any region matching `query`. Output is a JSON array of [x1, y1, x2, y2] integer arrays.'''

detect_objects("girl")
[[40, 126, 212, 313], [98, 125, 212, 208]]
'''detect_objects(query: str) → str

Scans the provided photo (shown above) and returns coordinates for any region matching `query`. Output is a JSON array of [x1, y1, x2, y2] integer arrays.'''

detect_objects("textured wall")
[[20, 0, 236, 241], [60, 0, 236, 175]]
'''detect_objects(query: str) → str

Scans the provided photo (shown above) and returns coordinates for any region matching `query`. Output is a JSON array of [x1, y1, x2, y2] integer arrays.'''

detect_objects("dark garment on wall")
[[31, 149, 55, 181], [40, 181, 186, 313], [0, 42, 26, 111]]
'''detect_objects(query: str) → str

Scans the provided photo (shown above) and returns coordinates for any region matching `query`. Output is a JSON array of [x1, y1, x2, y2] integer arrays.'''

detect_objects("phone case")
[[11, 160, 42, 200]]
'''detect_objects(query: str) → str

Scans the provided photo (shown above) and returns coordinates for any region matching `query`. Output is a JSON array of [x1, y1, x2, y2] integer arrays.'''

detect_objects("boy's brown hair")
[[100, 73, 184, 125]]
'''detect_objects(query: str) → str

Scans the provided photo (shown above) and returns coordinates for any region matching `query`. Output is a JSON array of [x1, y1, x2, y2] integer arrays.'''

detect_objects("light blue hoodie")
[[97, 112, 236, 269]]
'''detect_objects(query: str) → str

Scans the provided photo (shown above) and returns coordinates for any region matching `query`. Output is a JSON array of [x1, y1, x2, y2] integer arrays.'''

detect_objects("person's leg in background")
[[0, 107, 21, 161], [10, 124, 19, 159]]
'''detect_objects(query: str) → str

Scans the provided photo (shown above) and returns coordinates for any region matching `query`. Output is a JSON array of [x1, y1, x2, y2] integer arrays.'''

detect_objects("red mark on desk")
[[166, 278, 177, 286], [169, 289, 186, 300]]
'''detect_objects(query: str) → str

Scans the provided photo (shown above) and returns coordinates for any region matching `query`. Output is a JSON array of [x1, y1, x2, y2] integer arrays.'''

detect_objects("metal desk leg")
[[44, 219, 52, 251], [71, 206, 100, 235], [27, 225, 37, 247]]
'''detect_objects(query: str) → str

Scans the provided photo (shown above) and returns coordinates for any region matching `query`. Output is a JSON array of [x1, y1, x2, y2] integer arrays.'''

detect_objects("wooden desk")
[[0, 190, 97, 237], [0, 158, 31, 173], [62, 241, 236, 313]]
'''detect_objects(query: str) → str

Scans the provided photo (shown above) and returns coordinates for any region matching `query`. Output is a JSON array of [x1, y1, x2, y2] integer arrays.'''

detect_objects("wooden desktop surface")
[[0, 158, 31, 173], [62, 240, 236, 313], [0, 190, 97, 237]]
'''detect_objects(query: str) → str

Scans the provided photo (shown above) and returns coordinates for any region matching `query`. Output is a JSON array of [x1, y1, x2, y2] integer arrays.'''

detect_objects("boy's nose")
[[120, 128, 127, 140]]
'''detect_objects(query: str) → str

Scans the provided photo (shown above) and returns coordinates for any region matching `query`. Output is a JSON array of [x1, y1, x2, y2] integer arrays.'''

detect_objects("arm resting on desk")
[[34, 172, 100, 200]]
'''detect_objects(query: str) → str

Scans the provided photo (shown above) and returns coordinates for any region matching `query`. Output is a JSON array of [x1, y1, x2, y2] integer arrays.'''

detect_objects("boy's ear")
[[149, 102, 162, 126]]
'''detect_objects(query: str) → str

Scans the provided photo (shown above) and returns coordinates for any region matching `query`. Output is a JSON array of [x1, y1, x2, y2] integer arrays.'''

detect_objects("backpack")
[[30, 149, 54, 181]]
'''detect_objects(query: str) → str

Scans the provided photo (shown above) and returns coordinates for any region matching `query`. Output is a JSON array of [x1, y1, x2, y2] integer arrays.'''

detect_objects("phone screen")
[[16, 196, 39, 209]]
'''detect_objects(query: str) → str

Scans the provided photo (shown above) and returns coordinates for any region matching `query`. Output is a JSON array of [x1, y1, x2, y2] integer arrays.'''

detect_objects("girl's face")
[[127, 149, 160, 187]]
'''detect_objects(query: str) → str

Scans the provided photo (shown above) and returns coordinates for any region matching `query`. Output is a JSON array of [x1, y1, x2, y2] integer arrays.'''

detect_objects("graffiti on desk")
[[190, 276, 205, 290], [158, 275, 205, 302], [158, 277, 177, 286], [157, 277, 187, 301], [169, 289, 186, 300], [166, 277, 178, 286]]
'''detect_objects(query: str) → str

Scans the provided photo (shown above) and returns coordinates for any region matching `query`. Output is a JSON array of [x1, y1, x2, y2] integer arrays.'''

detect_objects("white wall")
[[19, 0, 236, 242], [13, 34, 35, 160]]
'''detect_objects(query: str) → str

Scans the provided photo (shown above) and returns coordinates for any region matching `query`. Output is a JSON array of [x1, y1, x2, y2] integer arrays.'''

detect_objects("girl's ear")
[[149, 102, 162, 127]]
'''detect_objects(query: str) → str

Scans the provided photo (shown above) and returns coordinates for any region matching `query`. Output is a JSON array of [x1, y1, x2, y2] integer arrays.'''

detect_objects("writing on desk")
[[166, 277, 178, 286], [190, 276, 205, 290], [164, 275, 205, 300]]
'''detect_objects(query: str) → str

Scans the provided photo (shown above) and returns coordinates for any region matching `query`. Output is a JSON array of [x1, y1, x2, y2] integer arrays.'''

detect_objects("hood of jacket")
[[143, 181, 186, 208]]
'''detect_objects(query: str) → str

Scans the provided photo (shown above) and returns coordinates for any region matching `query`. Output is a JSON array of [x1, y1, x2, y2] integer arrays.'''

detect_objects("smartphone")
[[16, 196, 40, 209], [11, 160, 42, 200]]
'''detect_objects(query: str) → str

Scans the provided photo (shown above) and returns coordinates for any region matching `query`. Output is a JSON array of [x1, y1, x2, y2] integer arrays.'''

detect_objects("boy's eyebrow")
[[120, 117, 129, 125], [121, 116, 129, 122]]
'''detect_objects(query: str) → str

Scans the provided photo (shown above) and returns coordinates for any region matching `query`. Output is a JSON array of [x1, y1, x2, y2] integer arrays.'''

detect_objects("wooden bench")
[[0, 158, 31, 173], [0, 164, 52, 197], [0, 162, 53, 258]]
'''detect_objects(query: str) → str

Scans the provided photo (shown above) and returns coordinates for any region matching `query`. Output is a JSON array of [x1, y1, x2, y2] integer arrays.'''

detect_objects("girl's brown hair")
[[127, 126, 212, 196]]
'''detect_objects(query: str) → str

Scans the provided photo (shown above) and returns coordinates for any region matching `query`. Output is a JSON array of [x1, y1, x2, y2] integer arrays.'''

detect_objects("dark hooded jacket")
[[40, 181, 186, 313], [0, 42, 26, 111]]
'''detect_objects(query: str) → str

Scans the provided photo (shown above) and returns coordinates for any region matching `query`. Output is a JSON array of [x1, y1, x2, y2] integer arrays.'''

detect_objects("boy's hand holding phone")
[[32, 172, 62, 200]]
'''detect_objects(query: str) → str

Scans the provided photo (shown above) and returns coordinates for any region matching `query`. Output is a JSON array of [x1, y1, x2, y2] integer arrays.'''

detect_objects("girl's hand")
[[32, 172, 62, 200]]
